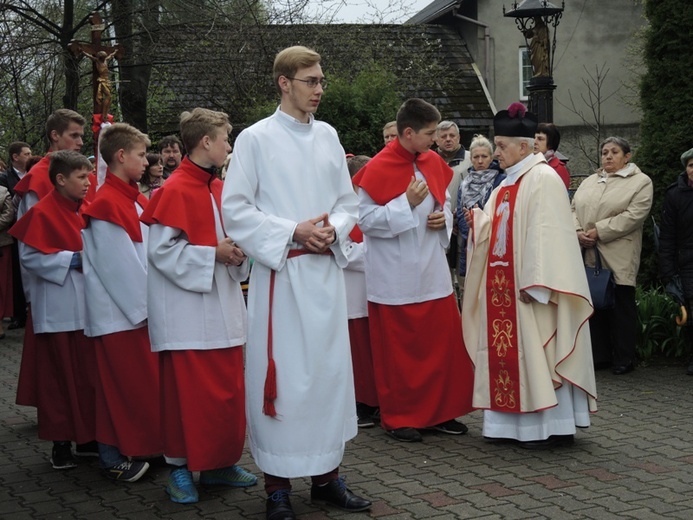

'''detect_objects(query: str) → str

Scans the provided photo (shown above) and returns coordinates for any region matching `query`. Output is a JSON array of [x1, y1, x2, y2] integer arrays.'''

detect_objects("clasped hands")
[[577, 228, 598, 248], [406, 176, 445, 230], [216, 237, 247, 266], [294, 213, 336, 253]]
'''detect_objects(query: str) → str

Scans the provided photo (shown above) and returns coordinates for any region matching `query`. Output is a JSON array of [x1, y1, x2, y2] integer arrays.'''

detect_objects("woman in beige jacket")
[[572, 137, 653, 375]]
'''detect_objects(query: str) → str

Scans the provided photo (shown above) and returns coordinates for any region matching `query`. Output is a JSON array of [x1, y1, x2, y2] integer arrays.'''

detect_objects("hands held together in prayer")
[[294, 213, 336, 253], [216, 237, 247, 266]]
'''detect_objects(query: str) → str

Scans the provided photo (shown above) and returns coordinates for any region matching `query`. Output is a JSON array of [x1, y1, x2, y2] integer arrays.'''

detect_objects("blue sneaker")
[[200, 465, 258, 487], [166, 466, 198, 504]]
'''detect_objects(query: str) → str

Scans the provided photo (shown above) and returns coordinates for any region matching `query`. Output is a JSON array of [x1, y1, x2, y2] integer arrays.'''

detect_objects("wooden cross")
[[69, 12, 124, 121]]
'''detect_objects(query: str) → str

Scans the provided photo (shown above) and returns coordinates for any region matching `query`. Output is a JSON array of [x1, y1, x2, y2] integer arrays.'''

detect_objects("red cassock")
[[82, 173, 162, 456], [346, 225, 378, 407], [10, 190, 96, 443], [357, 139, 475, 430], [13, 155, 52, 408], [140, 158, 246, 470]]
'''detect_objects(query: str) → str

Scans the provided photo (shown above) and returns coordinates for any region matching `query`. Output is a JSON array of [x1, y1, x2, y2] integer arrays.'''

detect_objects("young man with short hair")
[[9, 150, 96, 469], [382, 121, 397, 145], [12, 111, 95, 468], [223, 45, 370, 520], [15, 109, 86, 215], [141, 108, 256, 504], [82, 123, 161, 482], [356, 98, 474, 443]]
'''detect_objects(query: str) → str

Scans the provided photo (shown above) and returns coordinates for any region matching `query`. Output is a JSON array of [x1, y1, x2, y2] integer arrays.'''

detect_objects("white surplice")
[[358, 167, 453, 304], [20, 244, 85, 333], [344, 236, 367, 319], [222, 107, 359, 478], [147, 194, 248, 352], [82, 210, 149, 337]]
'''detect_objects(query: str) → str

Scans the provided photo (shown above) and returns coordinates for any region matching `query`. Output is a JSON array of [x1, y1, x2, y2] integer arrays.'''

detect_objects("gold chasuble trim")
[[486, 181, 522, 412]]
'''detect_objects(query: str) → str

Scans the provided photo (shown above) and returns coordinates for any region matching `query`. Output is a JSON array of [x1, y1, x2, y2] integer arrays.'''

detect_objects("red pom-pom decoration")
[[507, 102, 527, 119]]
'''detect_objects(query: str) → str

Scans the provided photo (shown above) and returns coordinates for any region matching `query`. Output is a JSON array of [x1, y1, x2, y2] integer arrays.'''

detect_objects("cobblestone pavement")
[[2, 326, 693, 519]]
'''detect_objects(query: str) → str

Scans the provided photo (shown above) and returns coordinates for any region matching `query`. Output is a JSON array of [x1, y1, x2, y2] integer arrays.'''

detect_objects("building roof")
[[406, 0, 462, 25], [148, 22, 493, 135]]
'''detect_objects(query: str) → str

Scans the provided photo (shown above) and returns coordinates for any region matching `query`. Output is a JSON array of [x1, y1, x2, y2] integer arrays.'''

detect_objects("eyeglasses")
[[285, 76, 327, 89]]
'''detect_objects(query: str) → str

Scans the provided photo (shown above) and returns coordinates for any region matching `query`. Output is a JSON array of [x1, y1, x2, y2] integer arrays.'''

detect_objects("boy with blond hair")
[[81, 123, 161, 482], [10, 150, 96, 469], [140, 108, 256, 503]]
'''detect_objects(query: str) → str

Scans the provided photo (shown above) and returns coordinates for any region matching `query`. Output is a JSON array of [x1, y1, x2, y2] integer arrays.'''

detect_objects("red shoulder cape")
[[9, 189, 87, 253], [82, 172, 148, 242], [139, 157, 223, 246], [355, 139, 452, 205], [14, 154, 53, 200]]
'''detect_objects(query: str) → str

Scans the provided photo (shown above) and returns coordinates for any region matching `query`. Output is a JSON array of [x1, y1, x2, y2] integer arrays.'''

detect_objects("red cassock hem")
[[160, 348, 246, 471], [368, 294, 474, 430], [15, 306, 37, 407], [348, 317, 378, 407], [35, 330, 96, 444], [94, 328, 162, 456]]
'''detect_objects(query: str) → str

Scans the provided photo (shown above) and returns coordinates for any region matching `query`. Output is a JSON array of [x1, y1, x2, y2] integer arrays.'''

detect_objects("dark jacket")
[[0, 164, 22, 196], [659, 172, 693, 296]]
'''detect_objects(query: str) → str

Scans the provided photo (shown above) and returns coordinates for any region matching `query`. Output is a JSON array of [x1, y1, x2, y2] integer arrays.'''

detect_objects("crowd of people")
[[0, 43, 679, 520]]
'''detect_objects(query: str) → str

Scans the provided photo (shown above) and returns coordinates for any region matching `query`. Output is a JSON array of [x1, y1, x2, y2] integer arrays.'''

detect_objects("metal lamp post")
[[504, 0, 564, 122]]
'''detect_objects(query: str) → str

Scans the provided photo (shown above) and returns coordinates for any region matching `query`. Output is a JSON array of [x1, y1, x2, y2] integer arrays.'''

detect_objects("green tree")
[[318, 64, 402, 156], [636, 0, 693, 285]]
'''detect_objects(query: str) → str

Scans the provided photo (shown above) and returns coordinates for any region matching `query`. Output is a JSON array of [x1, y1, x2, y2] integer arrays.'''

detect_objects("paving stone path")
[[1, 327, 692, 519]]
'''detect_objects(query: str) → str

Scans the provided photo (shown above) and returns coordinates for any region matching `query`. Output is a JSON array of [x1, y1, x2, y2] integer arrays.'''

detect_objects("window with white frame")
[[519, 47, 531, 100]]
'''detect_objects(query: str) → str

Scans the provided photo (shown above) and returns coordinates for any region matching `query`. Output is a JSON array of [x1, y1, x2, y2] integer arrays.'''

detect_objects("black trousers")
[[589, 284, 637, 367]]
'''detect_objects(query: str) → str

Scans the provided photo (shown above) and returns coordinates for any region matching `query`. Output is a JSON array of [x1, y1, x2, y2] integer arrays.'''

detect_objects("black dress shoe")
[[266, 490, 295, 520], [311, 478, 372, 512], [612, 363, 634, 375], [386, 427, 422, 442]]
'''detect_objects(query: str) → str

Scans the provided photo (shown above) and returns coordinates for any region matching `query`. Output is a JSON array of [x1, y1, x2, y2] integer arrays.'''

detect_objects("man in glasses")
[[222, 46, 370, 520]]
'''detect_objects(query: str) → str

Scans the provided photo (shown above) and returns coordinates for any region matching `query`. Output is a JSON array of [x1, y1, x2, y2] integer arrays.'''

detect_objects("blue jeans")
[[98, 442, 126, 469]]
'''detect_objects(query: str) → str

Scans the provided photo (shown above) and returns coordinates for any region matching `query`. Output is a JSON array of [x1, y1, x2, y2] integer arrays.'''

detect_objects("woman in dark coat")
[[659, 147, 693, 375]]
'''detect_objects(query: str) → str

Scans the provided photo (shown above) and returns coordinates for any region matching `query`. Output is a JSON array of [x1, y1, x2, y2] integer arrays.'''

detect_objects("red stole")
[[486, 181, 521, 412], [355, 138, 451, 206], [83, 172, 148, 242], [9, 189, 86, 253], [14, 154, 53, 200], [140, 157, 223, 246]]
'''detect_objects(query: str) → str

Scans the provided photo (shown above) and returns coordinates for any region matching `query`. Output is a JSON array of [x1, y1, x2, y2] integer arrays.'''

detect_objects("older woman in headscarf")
[[572, 136, 653, 375], [455, 135, 505, 290], [659, 147, 693, 375]]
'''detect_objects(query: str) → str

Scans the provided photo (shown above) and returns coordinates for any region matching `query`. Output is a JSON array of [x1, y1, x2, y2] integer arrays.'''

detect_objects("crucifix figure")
[[69, 12, 123, 120]]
